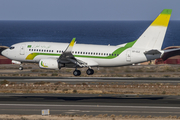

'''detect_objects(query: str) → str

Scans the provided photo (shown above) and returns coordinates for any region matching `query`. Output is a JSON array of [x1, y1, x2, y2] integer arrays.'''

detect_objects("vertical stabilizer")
[[132, 9, 172, 50]]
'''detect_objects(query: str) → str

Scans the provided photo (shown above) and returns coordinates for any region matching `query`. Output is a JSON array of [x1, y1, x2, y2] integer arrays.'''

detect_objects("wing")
[[58, 38, 88, 67]]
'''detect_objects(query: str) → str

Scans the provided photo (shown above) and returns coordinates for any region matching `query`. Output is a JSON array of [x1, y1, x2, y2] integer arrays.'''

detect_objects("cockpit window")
[[10, 46, 15, 50]]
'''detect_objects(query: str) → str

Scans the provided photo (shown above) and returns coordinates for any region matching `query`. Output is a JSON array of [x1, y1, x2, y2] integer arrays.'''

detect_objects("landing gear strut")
[[86, 69, 94, 75], [73, 69, 81, 76], [19, 63, 23, 70]]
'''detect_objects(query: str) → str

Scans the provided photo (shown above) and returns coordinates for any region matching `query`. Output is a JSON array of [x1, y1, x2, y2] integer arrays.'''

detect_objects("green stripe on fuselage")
[[25, 40, 137, 60]]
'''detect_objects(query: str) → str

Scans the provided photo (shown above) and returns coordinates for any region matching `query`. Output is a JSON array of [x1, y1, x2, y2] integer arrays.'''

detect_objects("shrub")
[[73, 89, 77, 93], [126, 74, 133, 77], [0, 80, 9, 85], [63, 89, 68, 92], [51, 73, 58, 76], [40, 73, 47, 76], [163, 75, 170, 77], [34, 81, 49, 85]]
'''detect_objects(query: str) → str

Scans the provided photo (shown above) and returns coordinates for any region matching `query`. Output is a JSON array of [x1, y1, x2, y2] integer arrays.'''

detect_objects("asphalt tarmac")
[[0, 94, 180, 116], [1, 77, 180, 84]]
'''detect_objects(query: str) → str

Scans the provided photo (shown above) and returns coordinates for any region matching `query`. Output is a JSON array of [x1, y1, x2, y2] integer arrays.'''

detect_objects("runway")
[[0, 94, 180, 116], [0, 77, 180, 84]]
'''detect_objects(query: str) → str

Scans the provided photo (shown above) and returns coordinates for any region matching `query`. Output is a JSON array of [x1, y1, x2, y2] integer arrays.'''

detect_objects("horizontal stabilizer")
[[144, 49, 161, 55], [161, 48, 180, 61]]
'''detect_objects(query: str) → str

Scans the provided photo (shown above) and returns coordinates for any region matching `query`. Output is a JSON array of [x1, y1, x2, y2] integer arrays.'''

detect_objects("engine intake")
[[39, 59, 60, 70]]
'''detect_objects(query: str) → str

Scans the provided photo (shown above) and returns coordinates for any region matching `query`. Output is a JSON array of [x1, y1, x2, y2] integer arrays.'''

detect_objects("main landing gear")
[[73, 69, 81, 76], [73, 68, 94, 76], [86, 68, 94, 75]]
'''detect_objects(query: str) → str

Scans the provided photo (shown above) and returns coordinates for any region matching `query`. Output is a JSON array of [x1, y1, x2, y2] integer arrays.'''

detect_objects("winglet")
[[58, 38, 76, 61], [65, 38, 76, 53]]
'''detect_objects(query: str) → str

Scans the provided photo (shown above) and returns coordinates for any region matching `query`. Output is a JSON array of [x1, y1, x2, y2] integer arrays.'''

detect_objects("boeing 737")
[[1, 9, 175, 76]]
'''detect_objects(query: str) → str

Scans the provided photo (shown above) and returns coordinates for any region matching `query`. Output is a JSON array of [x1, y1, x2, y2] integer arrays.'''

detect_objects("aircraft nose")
[[1, 48, 8, 57]]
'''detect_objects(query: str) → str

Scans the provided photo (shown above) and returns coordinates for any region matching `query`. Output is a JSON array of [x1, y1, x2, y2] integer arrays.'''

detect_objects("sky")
[[0, 0, 179, 21]]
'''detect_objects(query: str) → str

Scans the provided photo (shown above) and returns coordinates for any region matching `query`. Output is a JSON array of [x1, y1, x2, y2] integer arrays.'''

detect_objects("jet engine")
[[39, 59, 60, 70]]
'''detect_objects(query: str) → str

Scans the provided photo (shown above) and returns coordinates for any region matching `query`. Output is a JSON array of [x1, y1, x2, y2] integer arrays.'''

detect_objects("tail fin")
[[132, 9, 172, 50]]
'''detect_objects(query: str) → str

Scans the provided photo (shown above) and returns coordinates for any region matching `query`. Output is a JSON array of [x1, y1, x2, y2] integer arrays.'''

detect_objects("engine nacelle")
[[39, 59, 59, 70]]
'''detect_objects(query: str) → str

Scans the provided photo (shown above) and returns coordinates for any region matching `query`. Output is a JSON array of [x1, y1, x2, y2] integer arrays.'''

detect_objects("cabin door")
[[126, 50, 131, 62], [20, 45, 25, 55]]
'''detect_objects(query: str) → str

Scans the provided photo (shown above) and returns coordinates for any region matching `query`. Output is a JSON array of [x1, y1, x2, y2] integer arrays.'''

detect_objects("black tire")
[[19, 66, 23, 70], [91, 69, 94, 74], [73, 70, 81, 76], [86, 69, 94, 75]]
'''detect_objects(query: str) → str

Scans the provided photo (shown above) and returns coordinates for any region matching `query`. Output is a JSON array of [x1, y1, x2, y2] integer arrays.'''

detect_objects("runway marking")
[[0, 104, 180, 109]]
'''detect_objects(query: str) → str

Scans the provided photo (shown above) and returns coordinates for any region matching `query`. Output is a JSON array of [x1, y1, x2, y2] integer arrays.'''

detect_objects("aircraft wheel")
[[86, 69, 94, 75], [19, 66, 23, 70], [73, 70, 81, 76]]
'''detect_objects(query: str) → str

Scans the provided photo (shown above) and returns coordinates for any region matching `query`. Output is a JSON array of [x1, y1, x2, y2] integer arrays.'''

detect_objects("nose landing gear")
[[19, 63, 23, 70], [19, 66, 23, 70]]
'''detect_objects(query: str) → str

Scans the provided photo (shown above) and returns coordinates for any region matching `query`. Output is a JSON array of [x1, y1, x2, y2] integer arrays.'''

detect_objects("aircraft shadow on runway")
[[1, 95, 180, 106]]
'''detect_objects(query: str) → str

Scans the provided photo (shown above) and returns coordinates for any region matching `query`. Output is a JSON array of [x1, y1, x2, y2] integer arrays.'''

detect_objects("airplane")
[[1, 9, 174, 76]]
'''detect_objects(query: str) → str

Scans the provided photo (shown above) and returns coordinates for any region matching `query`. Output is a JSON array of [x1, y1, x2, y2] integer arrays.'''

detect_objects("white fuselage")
[[2, 41, 162, 68]]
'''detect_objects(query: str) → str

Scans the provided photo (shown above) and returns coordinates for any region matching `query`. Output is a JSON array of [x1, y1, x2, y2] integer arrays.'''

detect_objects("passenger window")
[[44, 50, 46, 52], [117, 54, 119, 56], [29, 49, 31, 51]]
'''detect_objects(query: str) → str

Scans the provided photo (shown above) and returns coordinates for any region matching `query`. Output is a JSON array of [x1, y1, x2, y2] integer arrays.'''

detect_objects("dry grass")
[[1, 81, 180, 95]]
